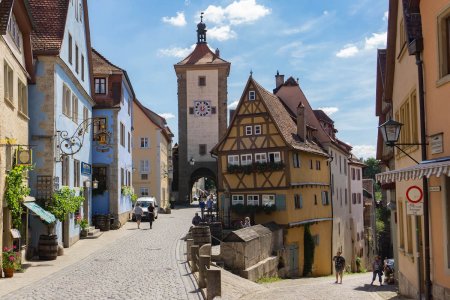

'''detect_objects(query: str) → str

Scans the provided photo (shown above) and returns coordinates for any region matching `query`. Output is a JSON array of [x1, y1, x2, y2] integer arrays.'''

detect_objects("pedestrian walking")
[[199, 199, 205, 219], [240, 216, 251, 228], [371, 256, 383, 286], [206, 195, 213, 215], [192, 213, 202, 226], [148, 203, 155, 229], [134, 203, 143, 229], [332, 251, 345, 284]]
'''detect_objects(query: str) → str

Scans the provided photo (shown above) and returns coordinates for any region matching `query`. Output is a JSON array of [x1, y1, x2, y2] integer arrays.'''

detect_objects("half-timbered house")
[[212, 75, 332, 276]]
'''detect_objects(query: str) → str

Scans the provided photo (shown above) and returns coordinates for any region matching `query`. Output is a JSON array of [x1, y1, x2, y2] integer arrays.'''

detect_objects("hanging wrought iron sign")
[[57, 117, 111, 159]]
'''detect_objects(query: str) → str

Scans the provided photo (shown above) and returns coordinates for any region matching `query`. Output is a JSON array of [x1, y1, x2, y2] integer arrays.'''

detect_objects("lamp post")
[[189, 157, 195, 166], [379, 118, 429, 299]]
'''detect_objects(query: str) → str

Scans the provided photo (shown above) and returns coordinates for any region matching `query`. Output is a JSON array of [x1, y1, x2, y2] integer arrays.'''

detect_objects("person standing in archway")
[[199, 198, 205, 219]]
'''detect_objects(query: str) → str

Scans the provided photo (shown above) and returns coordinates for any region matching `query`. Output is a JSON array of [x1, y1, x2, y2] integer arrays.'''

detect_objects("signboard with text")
[[81, 162, 92, 175], [407, 202, 424, 215]]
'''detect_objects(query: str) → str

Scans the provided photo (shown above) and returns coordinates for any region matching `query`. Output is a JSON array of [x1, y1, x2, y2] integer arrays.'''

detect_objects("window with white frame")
[[140, 187, 149, 196], [255, 153, 267, 163], [254, 125, 261, 135], [140, 137, 149, 148], [75, 44, 79, 73], [94, 78, 106, 94], [68, 33, 73, 64], [262, 194, 275, 206], [63, 85, 71, 117], [232, 195, 244, 205], [140, 160, 149, 173], [294, 194, 302, 209], [245, 126, 252, 136], [240, 154, 252, 166], [4, 62, 13, 104], [268, 152, 281, 163], [248, 90, 256, 100], [7, 14, 22, 51], [228, 155, 239, 166], [321, 191, 329, 205], [293, 153, 300, 168], [81, 54, 85, 81], [83, 107, 89, 132], [72, 94, 78, 123], [18, 80, 27, 115], [247, 195, 259, 206], [438, 9, 450, 79]]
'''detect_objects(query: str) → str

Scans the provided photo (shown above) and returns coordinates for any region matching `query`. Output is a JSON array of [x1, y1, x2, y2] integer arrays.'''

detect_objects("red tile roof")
[[176, 43, 230, 66], [92, 48, 122, 74], [28, 0, 69, 54], [0, 0, 13, 35]]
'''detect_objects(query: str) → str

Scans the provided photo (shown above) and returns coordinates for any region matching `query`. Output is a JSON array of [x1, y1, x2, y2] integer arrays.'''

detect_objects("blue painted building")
[[91, 49, 134, 227], [27, 0, 95, 248]]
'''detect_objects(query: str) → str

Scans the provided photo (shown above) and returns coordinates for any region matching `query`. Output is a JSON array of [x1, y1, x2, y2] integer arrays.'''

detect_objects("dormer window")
[[248, 90, 256, 101], [94, 78, 106, 94]]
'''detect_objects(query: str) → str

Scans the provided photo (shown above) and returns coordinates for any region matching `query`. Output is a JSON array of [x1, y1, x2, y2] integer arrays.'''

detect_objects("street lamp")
[[92, 179, 99, 189], [378, 118, 426, 164], [378, 119, 403, 146], [189, 157, 195, 166]]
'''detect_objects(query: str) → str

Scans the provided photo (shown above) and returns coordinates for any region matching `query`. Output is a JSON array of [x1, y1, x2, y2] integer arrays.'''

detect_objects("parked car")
[[132, 197, 159, 221]]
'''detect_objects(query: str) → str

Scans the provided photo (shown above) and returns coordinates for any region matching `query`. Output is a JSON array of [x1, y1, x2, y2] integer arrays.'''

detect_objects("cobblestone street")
[[3, 207, 201, 300]]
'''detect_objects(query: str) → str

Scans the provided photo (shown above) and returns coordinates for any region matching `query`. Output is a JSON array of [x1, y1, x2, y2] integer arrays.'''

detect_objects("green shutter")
[[276, 194, 286, 211]]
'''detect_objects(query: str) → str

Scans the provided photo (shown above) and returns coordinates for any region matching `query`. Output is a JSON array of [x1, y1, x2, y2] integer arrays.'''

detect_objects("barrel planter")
[[95, 214, 110, 231], [191, 226, 211, 247], [38, 234, 58, 261], [209, 222, 223, 245]]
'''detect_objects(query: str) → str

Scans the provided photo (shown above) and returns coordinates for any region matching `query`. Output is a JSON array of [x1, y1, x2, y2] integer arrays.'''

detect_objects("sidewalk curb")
[[176, 232, 203, 300]]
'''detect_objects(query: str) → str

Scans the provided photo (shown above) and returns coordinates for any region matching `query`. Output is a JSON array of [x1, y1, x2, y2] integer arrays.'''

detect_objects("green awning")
[[24, 202, 57, 224]]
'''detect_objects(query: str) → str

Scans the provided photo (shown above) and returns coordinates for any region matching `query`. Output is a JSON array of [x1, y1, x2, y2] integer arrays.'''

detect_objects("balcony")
[[227, 161, 285, 174]]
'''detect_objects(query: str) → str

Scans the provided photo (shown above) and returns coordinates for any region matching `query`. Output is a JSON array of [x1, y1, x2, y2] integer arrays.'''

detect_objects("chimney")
[[297, 102, 306, 140], [275, 70, 284, 88], [215, 48, 220, 57]]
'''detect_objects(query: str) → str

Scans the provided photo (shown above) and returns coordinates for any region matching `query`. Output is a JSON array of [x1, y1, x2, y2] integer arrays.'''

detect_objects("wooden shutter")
[[276, 194, 286, 211]]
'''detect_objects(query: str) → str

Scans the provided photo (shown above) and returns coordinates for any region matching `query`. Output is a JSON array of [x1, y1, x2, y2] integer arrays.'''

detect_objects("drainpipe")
[[415, 51, 431, 300]]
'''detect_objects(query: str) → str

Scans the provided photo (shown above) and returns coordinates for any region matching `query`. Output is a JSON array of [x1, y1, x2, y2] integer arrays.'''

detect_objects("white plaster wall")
[[186, 69, 218, 163], [349, 165, 365, 264]]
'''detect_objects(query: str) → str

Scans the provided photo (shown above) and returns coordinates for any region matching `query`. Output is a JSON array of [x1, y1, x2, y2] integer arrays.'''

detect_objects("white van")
[[132, 197, 159, 221]]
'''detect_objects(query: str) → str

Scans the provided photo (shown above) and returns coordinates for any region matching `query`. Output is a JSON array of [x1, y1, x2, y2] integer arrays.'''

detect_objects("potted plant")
[[2, 246, 18, 278], [77, 218, 89, 237], [355, 256, 362, 273]]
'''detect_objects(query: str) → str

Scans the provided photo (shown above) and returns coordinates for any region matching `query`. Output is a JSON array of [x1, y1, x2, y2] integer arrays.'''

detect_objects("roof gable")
[[0, 0, 13, 35], [212, 76, 327, 156], [28, 0, 69, 54], [175, 43, 230, 67]]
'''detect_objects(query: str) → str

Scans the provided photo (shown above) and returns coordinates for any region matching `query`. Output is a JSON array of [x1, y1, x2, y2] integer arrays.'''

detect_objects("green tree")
[[363, 157, 381, 180]]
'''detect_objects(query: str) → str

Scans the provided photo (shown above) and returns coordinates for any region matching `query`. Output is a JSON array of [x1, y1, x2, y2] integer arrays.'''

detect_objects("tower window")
[[198, 76, 206, 86], [199, 144, 207, 155], [248, 91, 256, 101]]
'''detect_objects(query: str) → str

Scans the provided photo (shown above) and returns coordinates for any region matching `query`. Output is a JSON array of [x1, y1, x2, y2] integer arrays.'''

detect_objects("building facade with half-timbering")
[[212, 76, 332, 277]]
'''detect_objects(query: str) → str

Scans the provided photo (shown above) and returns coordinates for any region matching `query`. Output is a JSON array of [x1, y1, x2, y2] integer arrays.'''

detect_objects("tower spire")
[[197, 12, 207, 44]]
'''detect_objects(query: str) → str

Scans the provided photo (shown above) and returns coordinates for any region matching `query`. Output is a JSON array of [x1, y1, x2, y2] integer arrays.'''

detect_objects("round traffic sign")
[[406, 185, 423, 203]]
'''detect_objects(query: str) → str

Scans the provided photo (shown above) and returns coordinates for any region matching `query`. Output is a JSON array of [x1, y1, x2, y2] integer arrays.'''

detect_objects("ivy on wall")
[[5, 165, 31, 229]]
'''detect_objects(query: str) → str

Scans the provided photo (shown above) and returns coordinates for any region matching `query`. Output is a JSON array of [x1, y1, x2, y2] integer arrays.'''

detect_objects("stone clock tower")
[[174, 15, 230, 203]]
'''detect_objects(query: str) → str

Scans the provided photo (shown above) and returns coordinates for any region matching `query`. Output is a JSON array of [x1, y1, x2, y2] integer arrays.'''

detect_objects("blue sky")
[[88, 0, 388, 159]]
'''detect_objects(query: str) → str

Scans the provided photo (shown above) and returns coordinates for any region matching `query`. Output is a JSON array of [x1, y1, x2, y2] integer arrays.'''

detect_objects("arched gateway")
[[173, 16, 230, 203]]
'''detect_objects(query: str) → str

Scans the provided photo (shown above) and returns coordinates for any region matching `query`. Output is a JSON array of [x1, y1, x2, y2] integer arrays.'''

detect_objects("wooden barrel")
[[191, 226, 211, 247], [38, 234, 58, 260], [209, 222, 223, 245], [96, 214, 110, 231]]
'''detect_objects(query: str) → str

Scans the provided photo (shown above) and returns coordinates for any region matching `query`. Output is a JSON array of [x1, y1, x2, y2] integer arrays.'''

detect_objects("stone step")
[[81, 231, 103, 239], [87, 226, 96, 231], [88, 228, 101, 236]]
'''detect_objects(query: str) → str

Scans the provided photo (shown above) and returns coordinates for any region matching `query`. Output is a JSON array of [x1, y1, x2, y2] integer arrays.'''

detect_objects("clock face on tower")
[[194, 100, 212, 117]]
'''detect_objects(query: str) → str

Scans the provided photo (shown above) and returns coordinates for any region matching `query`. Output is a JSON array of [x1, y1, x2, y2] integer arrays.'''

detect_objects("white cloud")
[[157, 44, 195, 58], [336, 44, 359, 58], [208, 25, 237, 41], [162, 12, 187, 27], [228, 100, 239, 109], [318, 106, 339, 116], [364, 32, 387, 50], [203, 0, 270, 25], [282, 11, 331, 35], [159, 113, 175, 120], [383, 11, 389, 22], [351, 145, 376, 159]]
